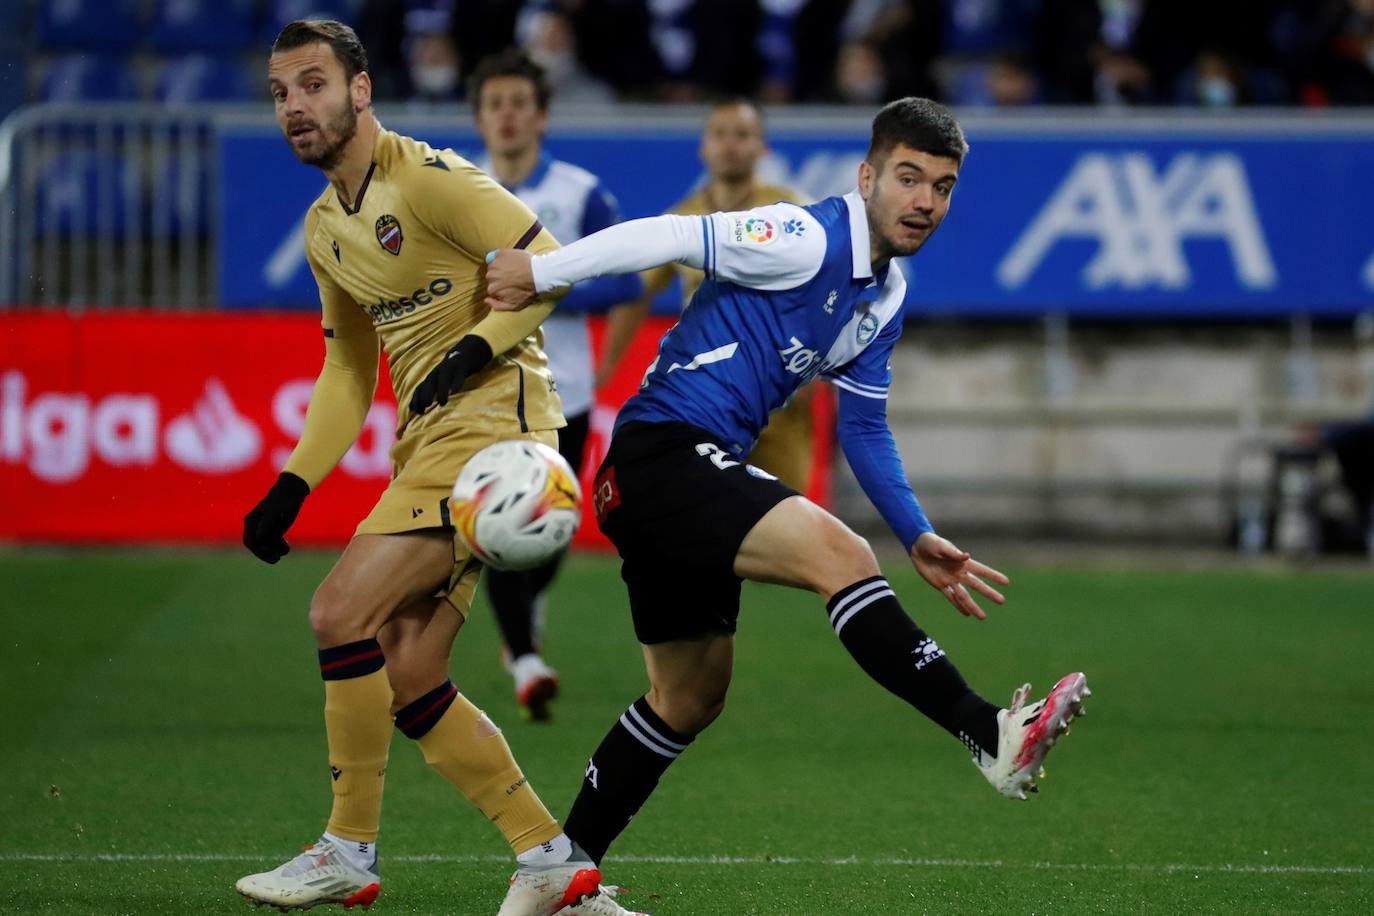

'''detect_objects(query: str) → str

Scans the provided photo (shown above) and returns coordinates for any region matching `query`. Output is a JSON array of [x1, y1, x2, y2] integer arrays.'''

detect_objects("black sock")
[[393, 680, 458, 740], [485, 558, 562, 659], [563, 696, 694, 864], [826, 577, 999, 757]]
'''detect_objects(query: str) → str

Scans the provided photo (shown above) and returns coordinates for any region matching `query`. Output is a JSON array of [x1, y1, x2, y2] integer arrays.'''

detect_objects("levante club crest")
[[375, 214, 403, 255]]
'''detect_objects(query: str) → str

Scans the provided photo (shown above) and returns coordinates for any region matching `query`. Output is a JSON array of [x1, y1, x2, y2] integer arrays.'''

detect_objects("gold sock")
[[415, 691, 560, 853], [319, 640, 393, 843]]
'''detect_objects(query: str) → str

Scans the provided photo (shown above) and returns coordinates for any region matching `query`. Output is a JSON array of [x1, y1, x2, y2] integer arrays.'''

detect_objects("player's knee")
[[308, 579, 377, 647], [649, 682, 729, 736], [817, 520, 879, 594]]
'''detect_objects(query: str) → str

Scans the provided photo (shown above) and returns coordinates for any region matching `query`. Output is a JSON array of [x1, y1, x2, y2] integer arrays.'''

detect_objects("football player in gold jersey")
[[598, 99, 818, 492], [236, 20, 641, 916]]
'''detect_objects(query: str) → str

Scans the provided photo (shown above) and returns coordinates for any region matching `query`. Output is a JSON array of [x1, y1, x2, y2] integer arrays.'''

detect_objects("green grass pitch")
[[4, 548, 1372, 914]]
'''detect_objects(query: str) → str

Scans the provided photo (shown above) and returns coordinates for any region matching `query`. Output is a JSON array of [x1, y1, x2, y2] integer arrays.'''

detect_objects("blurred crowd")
[[361, 0, 1374, 107], [9, 0, 1374, 112]]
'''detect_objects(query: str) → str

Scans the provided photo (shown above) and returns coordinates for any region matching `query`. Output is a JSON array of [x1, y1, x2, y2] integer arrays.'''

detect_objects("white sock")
[[323, 832, 378, 874], [515, 832, 574, 868]]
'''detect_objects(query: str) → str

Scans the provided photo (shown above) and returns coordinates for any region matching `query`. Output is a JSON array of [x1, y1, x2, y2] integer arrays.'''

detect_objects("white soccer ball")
[[450, 440, 582, 571]]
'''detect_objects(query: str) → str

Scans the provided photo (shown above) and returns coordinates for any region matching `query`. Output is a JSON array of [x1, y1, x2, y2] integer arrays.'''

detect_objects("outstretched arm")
[[835, 387, 1008, 619], [486, 215, 708, 311], [486, 203, 825, 311]]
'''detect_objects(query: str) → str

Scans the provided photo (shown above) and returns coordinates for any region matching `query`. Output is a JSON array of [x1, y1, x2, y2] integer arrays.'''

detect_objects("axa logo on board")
[[1, 371, 396, 484], [998, 152, 1278, 291]]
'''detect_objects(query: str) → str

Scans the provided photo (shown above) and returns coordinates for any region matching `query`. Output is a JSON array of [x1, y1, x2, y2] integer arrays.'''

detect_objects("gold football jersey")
[[641, 180, 805, 307], [303, 127, 563, 440]]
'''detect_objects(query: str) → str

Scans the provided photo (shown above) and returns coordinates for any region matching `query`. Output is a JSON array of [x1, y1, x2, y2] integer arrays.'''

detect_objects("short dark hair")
[[469, 48, 552, 112], [272, 19, 369, 84], [867, 97, 968, 166]]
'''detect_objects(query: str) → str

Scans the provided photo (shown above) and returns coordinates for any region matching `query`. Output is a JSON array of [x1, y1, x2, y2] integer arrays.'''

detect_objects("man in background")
[[598, 99, 818, 492], [471, 48, 642, 720]]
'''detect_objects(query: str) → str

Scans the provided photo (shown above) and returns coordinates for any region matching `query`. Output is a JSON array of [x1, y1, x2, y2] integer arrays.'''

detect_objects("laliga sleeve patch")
[[731, 215, 778, 245]]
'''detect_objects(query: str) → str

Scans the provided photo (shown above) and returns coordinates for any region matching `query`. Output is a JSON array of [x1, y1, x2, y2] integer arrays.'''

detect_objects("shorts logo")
[[593, 466, 621, 524], [783, 218, 806, 236], [745, 464, 777, 481], [857, 312, 879, 344], [375, 214, 403, 255], [734, 216, 776, 245]]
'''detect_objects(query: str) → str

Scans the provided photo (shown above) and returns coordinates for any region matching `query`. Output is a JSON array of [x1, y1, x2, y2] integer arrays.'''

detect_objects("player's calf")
[[825, 576, 1002, 758]]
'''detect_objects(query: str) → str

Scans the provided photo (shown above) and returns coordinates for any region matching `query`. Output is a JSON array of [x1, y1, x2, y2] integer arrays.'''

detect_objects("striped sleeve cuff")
[[826, 373, 888, 399]]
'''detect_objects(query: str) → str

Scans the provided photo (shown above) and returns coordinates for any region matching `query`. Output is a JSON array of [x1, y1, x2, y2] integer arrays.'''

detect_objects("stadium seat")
[[156, 55, 256, 105], [261, 0, 356, 45], [150, 0, 259, 53], [34, 151, 140, 236], [941, 0, 1040, 55], [35, 0, 143, 52], [39, 55, 141, 103]]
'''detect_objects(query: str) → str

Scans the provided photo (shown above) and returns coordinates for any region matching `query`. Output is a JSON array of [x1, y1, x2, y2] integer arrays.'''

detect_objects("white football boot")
[[511, 653, 560, 722], [496, 862, 602, 916], [557, 884, 651, 915], [974, 672, 1091, 800], [236, 838, 380, 910]]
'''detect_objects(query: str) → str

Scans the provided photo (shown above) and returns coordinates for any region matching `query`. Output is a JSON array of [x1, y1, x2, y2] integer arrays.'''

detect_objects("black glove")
[[409, 335, 494, 416], [243, 472, 310, 564]]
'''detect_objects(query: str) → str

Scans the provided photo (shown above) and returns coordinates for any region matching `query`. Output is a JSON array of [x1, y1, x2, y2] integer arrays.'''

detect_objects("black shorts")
[[592, 420, 798, 644]]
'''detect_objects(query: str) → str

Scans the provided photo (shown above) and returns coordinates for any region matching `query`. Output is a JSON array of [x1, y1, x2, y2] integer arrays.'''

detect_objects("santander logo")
[[164, 379, 262, 473], [1, 370, 394, 484]]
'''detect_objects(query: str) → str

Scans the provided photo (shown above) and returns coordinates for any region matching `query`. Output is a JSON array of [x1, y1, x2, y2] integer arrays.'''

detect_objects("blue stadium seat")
[[941, 0, 1040, 55], [40, 55, 141, 103], [150, 0, 259, 53], [157, 55, 256, 105], [262, 0, 354, 45], [34, 151, 140, 236], [35, 0, 142, 52]]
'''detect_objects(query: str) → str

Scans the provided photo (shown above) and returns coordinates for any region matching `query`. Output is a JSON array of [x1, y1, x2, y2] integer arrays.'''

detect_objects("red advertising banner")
[[1, 311, 828, 548]]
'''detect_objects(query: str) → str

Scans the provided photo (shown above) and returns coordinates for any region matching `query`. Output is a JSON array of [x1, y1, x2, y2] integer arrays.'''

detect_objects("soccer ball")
[[450, 440, 582, 571]]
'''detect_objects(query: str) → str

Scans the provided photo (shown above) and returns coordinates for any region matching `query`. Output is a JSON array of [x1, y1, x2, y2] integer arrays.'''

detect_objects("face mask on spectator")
[[412, 64, 458, 97], [530, 47, 575, 85], [1198, 76, 1236, 107]]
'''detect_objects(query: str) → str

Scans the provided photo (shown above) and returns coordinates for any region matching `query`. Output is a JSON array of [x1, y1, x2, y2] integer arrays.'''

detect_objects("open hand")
[[910, 531, 1009, 620]]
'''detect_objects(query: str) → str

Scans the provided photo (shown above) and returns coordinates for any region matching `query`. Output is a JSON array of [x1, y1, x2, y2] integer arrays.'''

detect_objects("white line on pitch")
[[0, 853, 1367, 875]]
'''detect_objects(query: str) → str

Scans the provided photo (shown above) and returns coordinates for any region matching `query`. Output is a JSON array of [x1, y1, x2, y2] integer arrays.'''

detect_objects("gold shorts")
[[355, 422, 559, 617]]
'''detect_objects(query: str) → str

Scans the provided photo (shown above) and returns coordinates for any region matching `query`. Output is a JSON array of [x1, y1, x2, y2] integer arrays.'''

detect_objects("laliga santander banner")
[[0, 311, 647, 547], [0, 310, 832, 548]]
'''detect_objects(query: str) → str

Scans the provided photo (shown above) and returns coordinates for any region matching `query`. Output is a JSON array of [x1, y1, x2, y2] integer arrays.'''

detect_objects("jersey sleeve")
[[700, 202, 826, 291], [557, 181, 644, 313], [531, 203, 824, 295], [579, 183, 620, 237], [835, 387, 934, 551], [823, 306, 902, 401], [409, 154, 560, 260], [407, 154, 563, 354], [284, 214, 381, 488], [306, 210, 374, 341]]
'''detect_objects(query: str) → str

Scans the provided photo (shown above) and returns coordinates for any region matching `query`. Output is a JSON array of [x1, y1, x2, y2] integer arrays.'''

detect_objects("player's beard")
[[288, 97, 359, 171]]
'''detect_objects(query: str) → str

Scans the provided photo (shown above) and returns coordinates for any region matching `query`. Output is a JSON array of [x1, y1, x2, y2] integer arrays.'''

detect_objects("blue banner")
[[219, 116, 1374, 317]]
